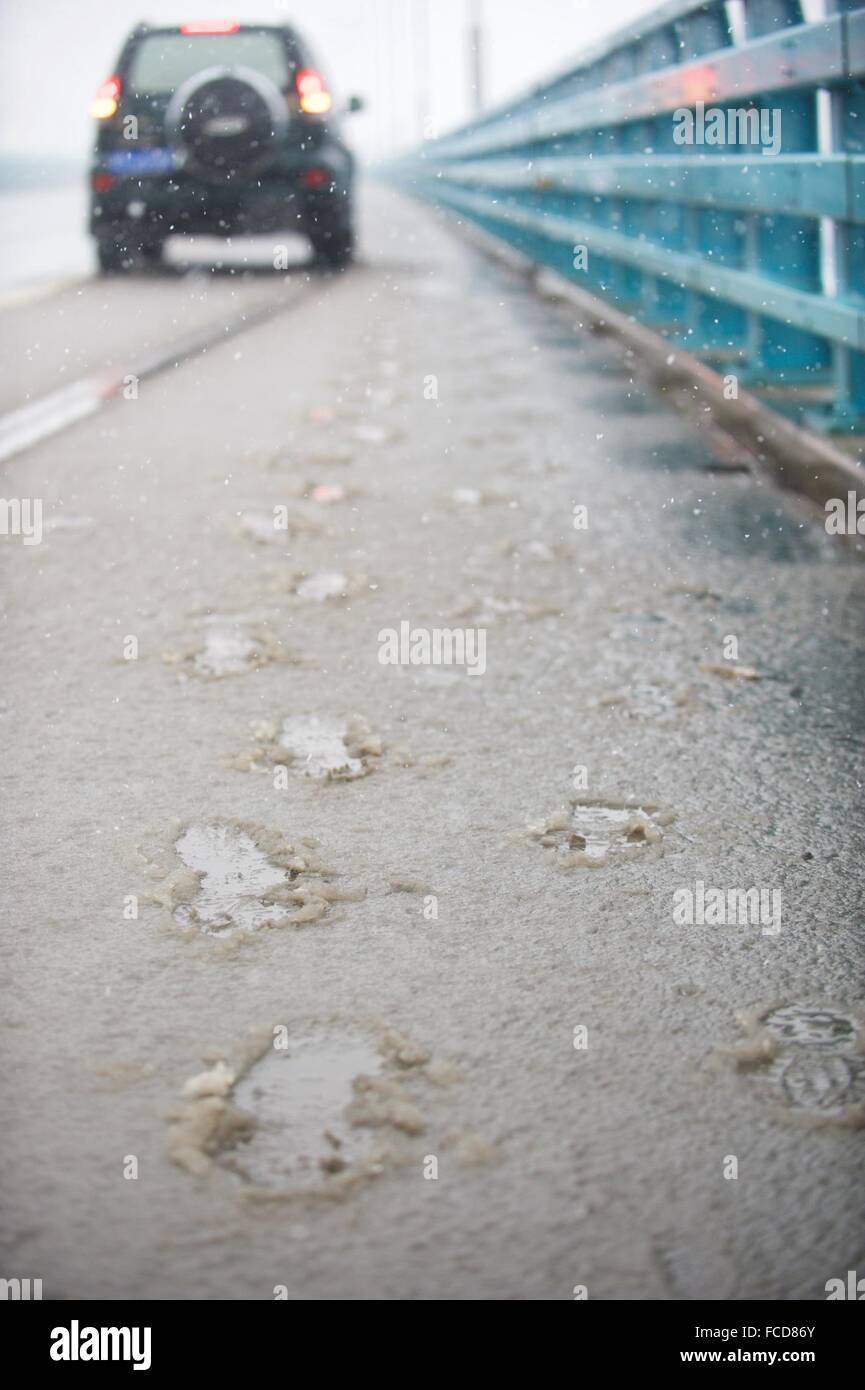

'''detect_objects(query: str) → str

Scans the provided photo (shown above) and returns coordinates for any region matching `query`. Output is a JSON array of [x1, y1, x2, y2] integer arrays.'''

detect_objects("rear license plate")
[[105, 148, 176, 175]]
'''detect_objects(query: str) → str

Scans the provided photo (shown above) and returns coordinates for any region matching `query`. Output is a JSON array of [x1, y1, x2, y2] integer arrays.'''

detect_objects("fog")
[[0, 0, 657, 165]]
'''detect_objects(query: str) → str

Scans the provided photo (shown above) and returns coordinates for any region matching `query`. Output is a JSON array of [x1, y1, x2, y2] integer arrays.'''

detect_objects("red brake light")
[[302, 167, 331, 188], [180, 20, 241, 34], [91, 173, 115, 193], [296, 68, 332, 115], [90, 75, 121, 120], [297, 69, 325, 95]]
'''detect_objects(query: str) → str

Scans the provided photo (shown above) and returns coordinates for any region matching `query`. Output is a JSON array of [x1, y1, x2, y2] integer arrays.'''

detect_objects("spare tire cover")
[[166, 65, 288, 184]]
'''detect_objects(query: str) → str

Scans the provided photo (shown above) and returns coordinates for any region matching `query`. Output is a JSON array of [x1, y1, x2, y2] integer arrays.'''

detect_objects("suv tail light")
[[296, 69, 332, 115], [90, 75, 121, 120], [302, 168, 331, 188]]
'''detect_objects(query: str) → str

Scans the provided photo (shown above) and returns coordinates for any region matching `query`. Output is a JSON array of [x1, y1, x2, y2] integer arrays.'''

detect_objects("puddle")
[[174, 825, 294, 935], [527, 798, 671, 867], [146, 820, 357, 937], [166, 1025, 457, 1185], [731, 1002, 865, 1123], [224, 1034, 382, 1188]]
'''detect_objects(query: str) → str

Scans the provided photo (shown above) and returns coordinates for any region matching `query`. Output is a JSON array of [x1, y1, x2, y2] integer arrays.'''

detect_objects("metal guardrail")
[[390, 0, 865, 434]]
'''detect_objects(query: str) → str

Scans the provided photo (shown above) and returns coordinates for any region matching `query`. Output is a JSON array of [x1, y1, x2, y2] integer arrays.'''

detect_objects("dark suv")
[[89, 18, 361, 272]]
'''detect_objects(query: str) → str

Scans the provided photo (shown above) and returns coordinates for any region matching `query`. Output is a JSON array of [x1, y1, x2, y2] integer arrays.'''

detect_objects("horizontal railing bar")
[[433, 153, 864, 221], [461, 0, 735, 133], [422, 181, 865, 350], [433, 18, 854, 160]]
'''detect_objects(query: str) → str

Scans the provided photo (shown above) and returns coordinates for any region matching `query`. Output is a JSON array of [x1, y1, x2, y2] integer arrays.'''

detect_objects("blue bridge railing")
[[390, 0, 865, 435]]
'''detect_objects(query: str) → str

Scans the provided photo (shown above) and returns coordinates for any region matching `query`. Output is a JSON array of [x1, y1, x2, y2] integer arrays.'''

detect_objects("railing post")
[[739, 0, 832, 388], [812, 0, 865, 431]]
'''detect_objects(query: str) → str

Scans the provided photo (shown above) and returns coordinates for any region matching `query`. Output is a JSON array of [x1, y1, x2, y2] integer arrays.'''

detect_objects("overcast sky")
[[0, 0, 658, 163]]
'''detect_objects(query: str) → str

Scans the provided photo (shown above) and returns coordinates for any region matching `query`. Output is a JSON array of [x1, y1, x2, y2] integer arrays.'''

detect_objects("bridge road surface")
[[1, 180, 863, 1302]]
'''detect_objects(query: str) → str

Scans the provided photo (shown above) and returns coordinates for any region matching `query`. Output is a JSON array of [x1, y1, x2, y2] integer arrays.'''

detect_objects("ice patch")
[[295, 571, 350, 601], [163, 615, 290, 680], [229, 714, 382, 779], [194, 627, 258, 678], [280, 716, 363, 779]]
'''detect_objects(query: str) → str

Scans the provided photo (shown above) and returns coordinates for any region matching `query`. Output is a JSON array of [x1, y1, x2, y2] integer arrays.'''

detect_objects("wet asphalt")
[[1, 180, 863, 1300]]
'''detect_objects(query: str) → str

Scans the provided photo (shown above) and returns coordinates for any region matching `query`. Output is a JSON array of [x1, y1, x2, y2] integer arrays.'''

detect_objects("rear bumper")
[[89, 156, 353, 240]]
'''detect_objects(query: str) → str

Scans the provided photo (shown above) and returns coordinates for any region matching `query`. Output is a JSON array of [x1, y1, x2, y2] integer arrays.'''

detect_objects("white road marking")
[[0, 377, 113, 464], [0, 283, 319, 465]]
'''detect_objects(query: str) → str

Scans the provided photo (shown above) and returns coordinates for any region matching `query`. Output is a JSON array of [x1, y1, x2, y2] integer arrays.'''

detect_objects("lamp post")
[[467, 0, 484, 116], [413, 0, 431, 141]]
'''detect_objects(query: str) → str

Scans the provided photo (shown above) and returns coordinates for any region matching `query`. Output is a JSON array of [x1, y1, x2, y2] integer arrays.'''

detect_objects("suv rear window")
[[127, 32, 292, 95]]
